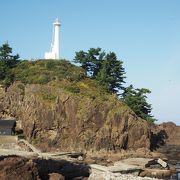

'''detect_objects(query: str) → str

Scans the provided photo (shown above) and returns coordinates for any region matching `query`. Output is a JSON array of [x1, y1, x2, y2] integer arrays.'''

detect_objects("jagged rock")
[[150, 122, 180, 148], [150, 122, 180, 164], [0, 156, 40, 180], [33, 158, 90, 179], [0, 83, 151, 152], [0, 156, 90, 180]]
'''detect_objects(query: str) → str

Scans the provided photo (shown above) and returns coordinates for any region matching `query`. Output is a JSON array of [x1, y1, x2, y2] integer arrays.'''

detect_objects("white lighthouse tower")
[[45, 18, 61, 59]]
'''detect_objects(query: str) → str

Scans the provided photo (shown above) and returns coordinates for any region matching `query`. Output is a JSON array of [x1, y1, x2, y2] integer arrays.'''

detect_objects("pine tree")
[[74, 48, 104, 77], [74, 48, 126, 93], [122, 85, 155, 122], [0, 42, 19, 85], [0, 42, 19, 61], [96, 52, 125, 93]]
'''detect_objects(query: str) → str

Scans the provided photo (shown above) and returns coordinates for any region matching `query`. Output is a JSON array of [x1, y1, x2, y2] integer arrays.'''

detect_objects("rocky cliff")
[[151, 122, 180, 145], [150, 122, 180, 163], [0, 82, 151, 152]]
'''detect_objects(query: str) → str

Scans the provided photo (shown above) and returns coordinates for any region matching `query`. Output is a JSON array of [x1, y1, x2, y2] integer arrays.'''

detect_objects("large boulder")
[[0, 156, 90, 180], [0, 156, 39, 180]]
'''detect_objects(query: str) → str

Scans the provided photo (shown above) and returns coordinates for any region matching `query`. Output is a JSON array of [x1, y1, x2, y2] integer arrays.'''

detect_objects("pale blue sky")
[[0, 0, 180, 125]]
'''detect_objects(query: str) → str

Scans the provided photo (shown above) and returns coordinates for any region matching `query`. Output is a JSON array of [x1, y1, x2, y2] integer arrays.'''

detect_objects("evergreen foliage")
[[74, 48, 126, 93], [96, 52, 125, 93], [13, 60, 86, 84], [0, 42, 20, 86], [74, 48, 104, 77], [0, 42, 19, 61], [0, 43, 156, 123], [122, 85, 156, 123]]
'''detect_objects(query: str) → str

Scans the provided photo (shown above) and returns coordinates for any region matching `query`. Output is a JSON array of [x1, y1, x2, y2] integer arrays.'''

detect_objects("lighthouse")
[[45, 18, 61, 59]]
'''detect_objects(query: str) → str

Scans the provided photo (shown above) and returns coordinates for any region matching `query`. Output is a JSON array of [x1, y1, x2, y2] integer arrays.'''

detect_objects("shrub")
[[41, 92, 56, 102], [3, 72, 14, 87], [33, 75, 50, 84], [17, 83, 25, 95], [13, 60, 86, 85], [45, 61, 55, 70], [65, 85, 80, 93]]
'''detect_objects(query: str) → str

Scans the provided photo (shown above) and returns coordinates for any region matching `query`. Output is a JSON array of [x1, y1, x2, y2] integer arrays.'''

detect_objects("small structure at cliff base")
[[0, 119, 16, 135]]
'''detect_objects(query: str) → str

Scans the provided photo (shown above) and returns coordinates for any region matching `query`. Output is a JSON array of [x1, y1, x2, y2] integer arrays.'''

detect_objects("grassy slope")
[[13, 59, 86, 84], [12, 60, 105, 95], [12, 59, 131, 113]]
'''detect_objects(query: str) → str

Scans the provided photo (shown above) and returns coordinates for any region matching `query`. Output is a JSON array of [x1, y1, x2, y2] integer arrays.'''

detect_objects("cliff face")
[[150, 122, 180, 163], [150, 122, 180, 147], [157, 122, 180, 145], [0, 82, 151, 152]]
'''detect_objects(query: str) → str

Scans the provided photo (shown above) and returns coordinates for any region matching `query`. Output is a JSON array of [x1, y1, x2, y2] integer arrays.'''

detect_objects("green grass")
[[11, 59, 118, 104], [11, 59, 110, 98], [10, 60, 130, 111], [12, 59, 86, 84]]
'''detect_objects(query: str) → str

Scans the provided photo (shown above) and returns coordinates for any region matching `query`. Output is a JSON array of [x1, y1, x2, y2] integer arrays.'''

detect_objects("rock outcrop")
[[151, 122, 180, 145], [0, 156, 39, 180], [0, 82, 151, 152], [150, 122, 180, 163], [0, 156, 89, 180]]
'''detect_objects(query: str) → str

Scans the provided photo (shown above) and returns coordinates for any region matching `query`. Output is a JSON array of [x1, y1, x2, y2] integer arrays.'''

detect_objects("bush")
[[33, 75, 50, 84], [41, 92, 56, 102], [17, 83, 25, 90], [45, 61, 56, 70], [17, 83, 25, 95], [3, 72, 14, 87], [12, 60, 86, 85], [65, 85, 80, 93]]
